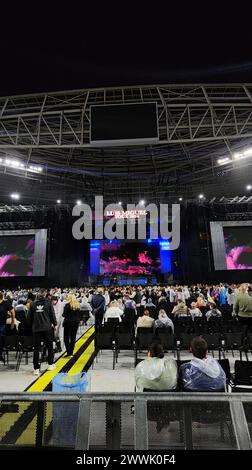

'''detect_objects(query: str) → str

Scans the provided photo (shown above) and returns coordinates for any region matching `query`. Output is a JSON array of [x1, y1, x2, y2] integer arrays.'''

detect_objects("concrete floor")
[[0, 333, 246, 393], [89, 349, 241, 392]]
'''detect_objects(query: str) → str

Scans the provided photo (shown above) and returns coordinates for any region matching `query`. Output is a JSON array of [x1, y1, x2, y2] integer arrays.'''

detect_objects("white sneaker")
[[47, 364, 56, 371], [33, 369, 40, 376]]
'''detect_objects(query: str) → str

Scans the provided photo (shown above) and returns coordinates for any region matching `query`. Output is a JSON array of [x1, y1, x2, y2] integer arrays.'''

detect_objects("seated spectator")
[[136, 309, 154, 329], [158, 296, 168, 310], [80, 295, 92, 313], [205, 302, 222, 321], [196, 295, 207, 308], [190, 302, 202, 321], [135, 342, 177, 391], [179, 336, 226, 391], [103, 300, 123, 323], [172, 301, 189, 317], [146, 297, 156, 308], [154, 309, 174, 333], [124, 295, 137, 312]]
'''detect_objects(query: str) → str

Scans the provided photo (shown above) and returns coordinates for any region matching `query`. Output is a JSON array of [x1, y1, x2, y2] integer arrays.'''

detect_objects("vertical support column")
[[229, 400, 252, 450], [134, 398, 148, 450], [35, 401, 46, 448], [75, 398, 92, 450], [183, 405, 193, 450], [106, 401, 121, 450]]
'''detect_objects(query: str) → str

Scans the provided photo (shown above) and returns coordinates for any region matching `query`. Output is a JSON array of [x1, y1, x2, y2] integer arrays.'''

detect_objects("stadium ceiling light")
[[10, 193, 20, 200], [218, 157, 231, 165], [1, 158, 43, 173], [246, 185, 252, 190], [234, 148, 252, 160]]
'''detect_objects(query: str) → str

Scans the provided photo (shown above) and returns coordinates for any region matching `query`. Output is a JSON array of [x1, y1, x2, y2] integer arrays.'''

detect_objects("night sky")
[[1, 6, 252, 96]]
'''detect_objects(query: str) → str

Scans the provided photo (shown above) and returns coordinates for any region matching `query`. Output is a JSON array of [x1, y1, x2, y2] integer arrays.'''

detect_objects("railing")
[[0, 392, 252, 450]]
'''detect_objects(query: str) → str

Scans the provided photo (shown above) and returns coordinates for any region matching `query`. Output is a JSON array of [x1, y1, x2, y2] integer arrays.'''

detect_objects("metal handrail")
[[1, 392, 252, 450]]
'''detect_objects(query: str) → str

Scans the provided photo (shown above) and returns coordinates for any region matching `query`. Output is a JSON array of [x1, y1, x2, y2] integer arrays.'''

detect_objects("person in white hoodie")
[[103, 300, 123, 323], [154, 309, 174, 333], [135, 342, 177, 391], [52, 295, 64, 352], [179, 336, 226, 391]]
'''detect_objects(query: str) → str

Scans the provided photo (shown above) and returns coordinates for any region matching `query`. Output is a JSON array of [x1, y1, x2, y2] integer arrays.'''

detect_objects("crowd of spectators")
[[0, 282, 252, 379]]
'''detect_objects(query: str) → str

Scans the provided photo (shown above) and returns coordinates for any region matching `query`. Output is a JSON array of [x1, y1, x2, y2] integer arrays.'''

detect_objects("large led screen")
[[0, 229, 47, 277], [223, 226, 252, 270], [210, 221, 252, 270], [99, 240, 161, 275]]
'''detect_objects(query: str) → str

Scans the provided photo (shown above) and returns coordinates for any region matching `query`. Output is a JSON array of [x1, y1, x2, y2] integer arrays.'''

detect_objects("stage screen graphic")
[[210, 221, 252, 270], [0, 229, 47, 277], [90, 239, 171, 275], [224, 226, 252, 270]]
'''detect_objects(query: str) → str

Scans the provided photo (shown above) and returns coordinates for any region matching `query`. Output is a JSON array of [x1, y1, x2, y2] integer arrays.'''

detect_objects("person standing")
[[91, 288, 105, 330], [0, 292, 15, 362], [28, 288, 57, 375], [63, 294, 81, 357], [52, 295, 64, 352], [233, 283, 252, 328]]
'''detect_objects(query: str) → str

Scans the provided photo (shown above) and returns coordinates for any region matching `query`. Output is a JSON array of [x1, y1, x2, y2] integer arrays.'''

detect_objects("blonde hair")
[[66, 294, 80, 311]]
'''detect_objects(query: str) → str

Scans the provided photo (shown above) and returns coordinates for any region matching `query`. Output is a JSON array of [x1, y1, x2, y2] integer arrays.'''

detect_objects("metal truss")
[[1, 84, 252, 203], [1, 84, 252, 147]]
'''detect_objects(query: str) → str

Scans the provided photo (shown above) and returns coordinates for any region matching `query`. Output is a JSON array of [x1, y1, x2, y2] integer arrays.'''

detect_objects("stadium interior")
[[0, 84, 252, 451]]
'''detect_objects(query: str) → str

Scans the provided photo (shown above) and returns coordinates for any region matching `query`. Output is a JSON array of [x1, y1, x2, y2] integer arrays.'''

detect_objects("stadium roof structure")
[[1, 83, 252, 206]]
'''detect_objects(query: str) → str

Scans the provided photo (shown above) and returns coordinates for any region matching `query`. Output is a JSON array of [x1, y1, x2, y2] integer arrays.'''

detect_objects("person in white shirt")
[[154, 309, 174, 333], [52, 295, 64, 352], [136, 309, 154, 329], [117, 298, 125, 313], [104, 290, 110, 307], [183, 286, 190, 301], [103, 300, 123, 323], [169, 288, 176, 304]]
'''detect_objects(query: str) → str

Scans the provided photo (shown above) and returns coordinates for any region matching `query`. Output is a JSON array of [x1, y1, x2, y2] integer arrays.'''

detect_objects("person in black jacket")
[[91, 288, 105, 330], [27, 288, 57, 375], [63, 294, 81, 357], [0, 292, 15, 362]]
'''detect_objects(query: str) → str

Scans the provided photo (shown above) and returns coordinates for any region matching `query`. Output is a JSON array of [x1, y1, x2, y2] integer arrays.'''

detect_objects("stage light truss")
[[0, 84, 252, 203], [0, 84, 252, 147]]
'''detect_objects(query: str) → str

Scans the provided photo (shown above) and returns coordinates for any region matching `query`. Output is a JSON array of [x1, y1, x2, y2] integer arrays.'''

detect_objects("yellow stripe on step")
[[15, 403, 53, 446], [27, 326, 94, 392], [15, 343, 94, 445], [68, 340, 94, 376]]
